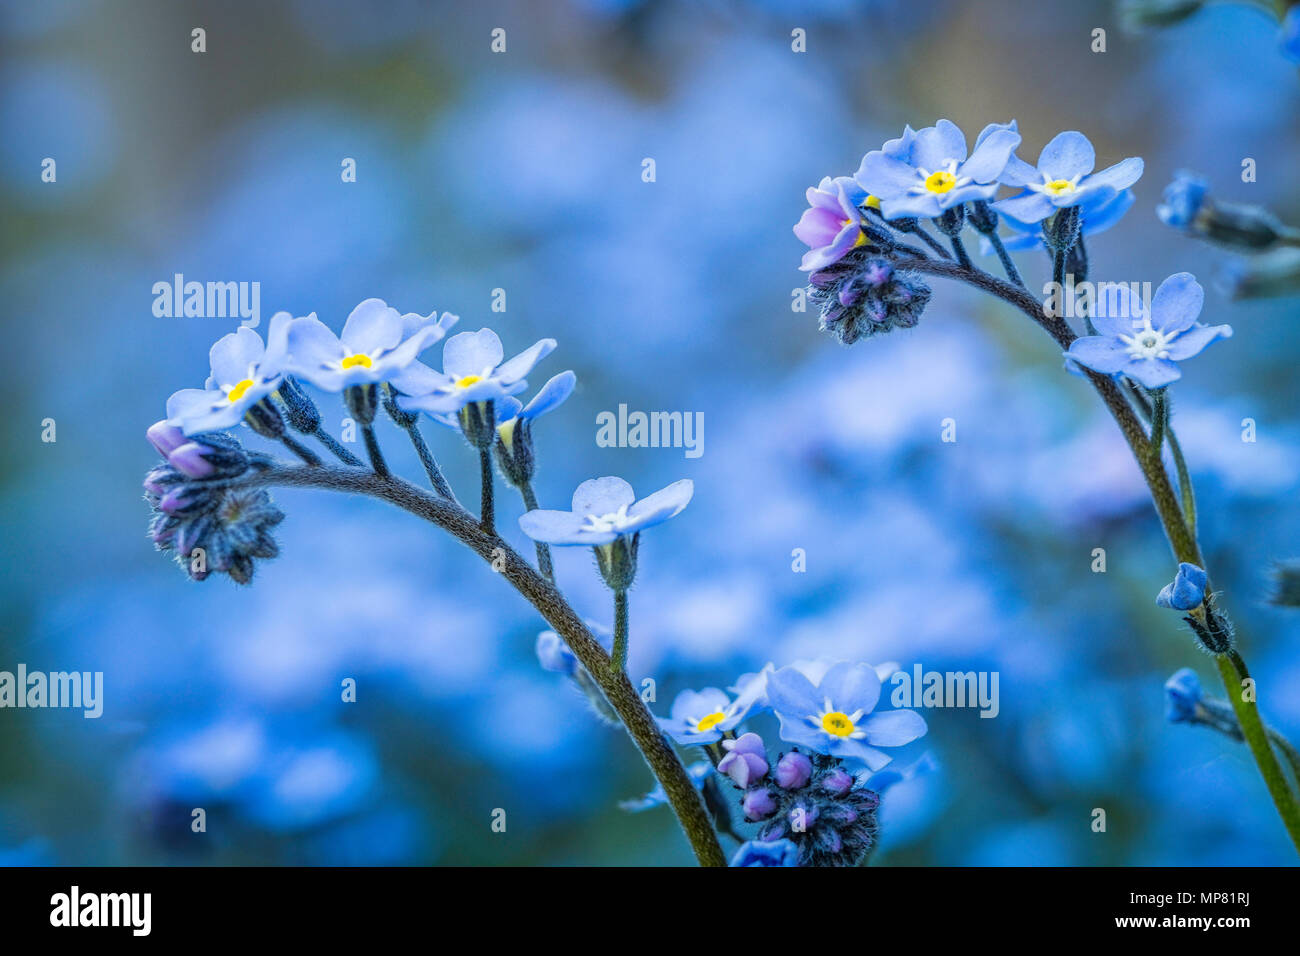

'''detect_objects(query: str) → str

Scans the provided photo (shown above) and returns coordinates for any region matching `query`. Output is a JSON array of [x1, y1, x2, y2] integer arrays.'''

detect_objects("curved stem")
[[900, 255, 1300, 854], [361, 424, 389, 478], [244, 463, 727, 867], [612, 589, 629, 675], [984, 230, 1024, 288], [312, 427, 363, 467], [404, 421, 455, 501], [478, 448, 495, 534]]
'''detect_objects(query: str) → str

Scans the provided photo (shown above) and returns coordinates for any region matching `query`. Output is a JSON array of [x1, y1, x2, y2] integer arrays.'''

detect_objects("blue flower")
[[854, 119, 1021, 220], [165, 313, 292, 435], [620, 760, 713, 813], [993, 131, 1143, 225], [1156, 170, 1209, 231], [986, 189, 1134, 253], [495, 370, 576, 445], [1164, 668, 1203, 723], [1157, 562, 1208, 611], [1282, 6, 1300, 64], [284, 298, 456, 392], [396, 328, 556, 418], [794, 175, 871, 272], [657, 686, 754, 745], [518, 476, 693, 547], [766, 661, 927, 770], [1064, 273, 1232, 389], [730, 838, 799, 867]]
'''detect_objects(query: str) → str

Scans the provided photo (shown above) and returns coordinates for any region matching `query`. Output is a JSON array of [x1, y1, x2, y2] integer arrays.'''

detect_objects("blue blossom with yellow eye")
[[518, 476, 693, 547], [396, 328, 555, 418], [657, 687, 754, 745], [854, 119, 1021, 220], [766, 661, 926, 770], [994, 131, 1143, 224], [1065, 273, 1232, 389], [165, 313, 292, 435], [284, 298, 456, 393]]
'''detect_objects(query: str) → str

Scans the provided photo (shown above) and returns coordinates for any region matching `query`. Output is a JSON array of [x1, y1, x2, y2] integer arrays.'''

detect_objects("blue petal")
[[766, 665, 821, 720], [495, 338, 557, 385], [996, 154, 1041, 188], [1164, 323, 1232, 361], [910, 119, 968, 171], [1083, 157, 1143, 194], [1066, 336, 1130, 375], [818, 661, 882, 716], [1150, 272, 1204, 334], [626, 478, 694, 528], [521, 370, 575, 420], [442, 328, 504, 378], [858, 708, 927, 747], [1122, 357, 1183, 389], [209, 327, 265, 387], [880, 192, 943, 220], [993, 191, 1055, 224], [340, 298, 402, 354], [572, 476, 636, 516], [517, 509, 601, 546], [855, 152, 920, 201], [959, 127, 1020, 183], [1037, 131, 1095, 181], [1090, 284, 1147, 338]]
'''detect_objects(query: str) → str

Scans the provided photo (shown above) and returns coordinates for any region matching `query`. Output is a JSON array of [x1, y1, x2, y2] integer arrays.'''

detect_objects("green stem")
[[1150, 388, 1168, 455], [521, 483, 554, 583], [612, 589, 629, 675], [478, 447, 495, 534], [245, 463, 726, 867], [1266, 725, 1300, 793], [361, 424, 388, 478]]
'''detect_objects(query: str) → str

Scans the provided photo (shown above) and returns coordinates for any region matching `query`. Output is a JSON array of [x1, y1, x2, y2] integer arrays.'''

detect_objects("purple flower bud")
[[723, 732, 766, 758], [775, 751, 813, 790], [719, 750, 768, 788], [159, 487, 196, 515], [822, 768, 855, 797], [742, 789, 778, 821], [147, 420, 187, 457], [168, 441, 217, 479]]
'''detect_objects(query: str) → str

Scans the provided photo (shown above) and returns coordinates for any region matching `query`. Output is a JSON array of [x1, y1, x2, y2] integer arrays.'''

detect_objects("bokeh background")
[[2, 0, 1299, 866]]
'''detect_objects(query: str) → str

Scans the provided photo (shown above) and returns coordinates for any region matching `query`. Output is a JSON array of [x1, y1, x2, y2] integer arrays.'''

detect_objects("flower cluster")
[[620, 659, 928, 867], [795, 119, 1143, 344]]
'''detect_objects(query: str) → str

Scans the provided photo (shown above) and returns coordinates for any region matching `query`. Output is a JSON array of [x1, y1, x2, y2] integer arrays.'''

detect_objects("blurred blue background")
[[2, 0, 1299, 865]]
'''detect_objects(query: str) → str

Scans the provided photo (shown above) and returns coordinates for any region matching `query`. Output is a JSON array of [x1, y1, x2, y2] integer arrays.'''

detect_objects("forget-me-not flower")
[[994, 130, 1143, 224], [730, 838, 799, 867], [766, 660, 926, 770], [165, 312, 292, 435], [518, 476, 693, 547], [1283, 6, 1300, 64], [854, 119, 1021, 220], [657, 686, 755, 745], [1164, 668, 1204, 724], [495, 370, 576, 448], [794, 176, 872, 272], [396, 328, 555, 418], [1157, 562, 1208, 611], [1064, 273, 1231, 389], [988, 189, 1134, 253], [284, 298, 456, 393], [1156, 170, 1209, 231]]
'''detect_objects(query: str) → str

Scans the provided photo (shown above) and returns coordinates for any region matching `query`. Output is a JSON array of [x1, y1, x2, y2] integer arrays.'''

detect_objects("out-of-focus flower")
[[766, 660, 926, 770], [1118, 0, 1204, 32], [794, 176, 871, 272], [854, 119, 1020, 220], [619, 760, 712, 813], [1220, 247, 1300, 300], [1157, 562, 1208, 611], [1065, 273, 1231, 389], [1164, 667, 1203, 723], [717, 732, 769, 787], [1284, 7, 1300, 64], [1159, 171, 1294, 250], [285, 298, 455, 393], [994, 131, 1142, 225], [730, 838, 799, 867], [165, 314, 292, 435], [657, 686, 751, 745]]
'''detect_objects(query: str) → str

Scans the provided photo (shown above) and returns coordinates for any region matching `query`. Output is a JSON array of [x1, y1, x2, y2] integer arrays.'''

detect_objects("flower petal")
[[1150, 272, 1204, 334], [521, 370, 576, 420], [857, 708, 927, 747], [442, 328, 504, 378], [571, 476, 636, 516], [1065, 336, 1130, 375], [340, 298, 402, 354], [208, 327, 265, 387], [627, 478, 694, 528], [1037, 131, 1095, 181], [818, 661, 882, 715], [959, 127, 1020, 183], [1122, 357, 1183, 389], [1163, 323, 1232, 361], [495, 338, 557, 384]]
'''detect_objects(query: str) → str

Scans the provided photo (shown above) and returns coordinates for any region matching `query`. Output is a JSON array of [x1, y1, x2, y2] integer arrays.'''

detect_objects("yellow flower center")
[[227, 379, 255, 403], [341, 354, 372, 369], [695, 711, 727, 733], [1045, 178, 1075, 195], [864, 194, 881, 210], [924, 170, 957, 193], [821, 711, 855, 737], [456, 374, 482, 388]]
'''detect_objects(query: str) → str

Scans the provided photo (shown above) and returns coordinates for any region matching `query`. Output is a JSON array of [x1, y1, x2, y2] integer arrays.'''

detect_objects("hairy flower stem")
[[313, 427, 363, 467], [949, 235, 972, 269], [478, 448, 495, 534], [1150, 388, 1168, 454], [984, 230, 1024, 288], [612, 589, 629, 675], [896, 254, 1300, 854], [403, 422, 455, 500], [361, 424, 389, 478], [279, 433, 322, 467], [244, 463, 727, 867], [520, 483, 554, 583]]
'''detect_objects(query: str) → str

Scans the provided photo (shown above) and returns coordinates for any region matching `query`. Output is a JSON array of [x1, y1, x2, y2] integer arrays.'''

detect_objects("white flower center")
[[1119, 319, 1176, 360], [581, 504, 633, 534], [1028, 173, 1082, 197]]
